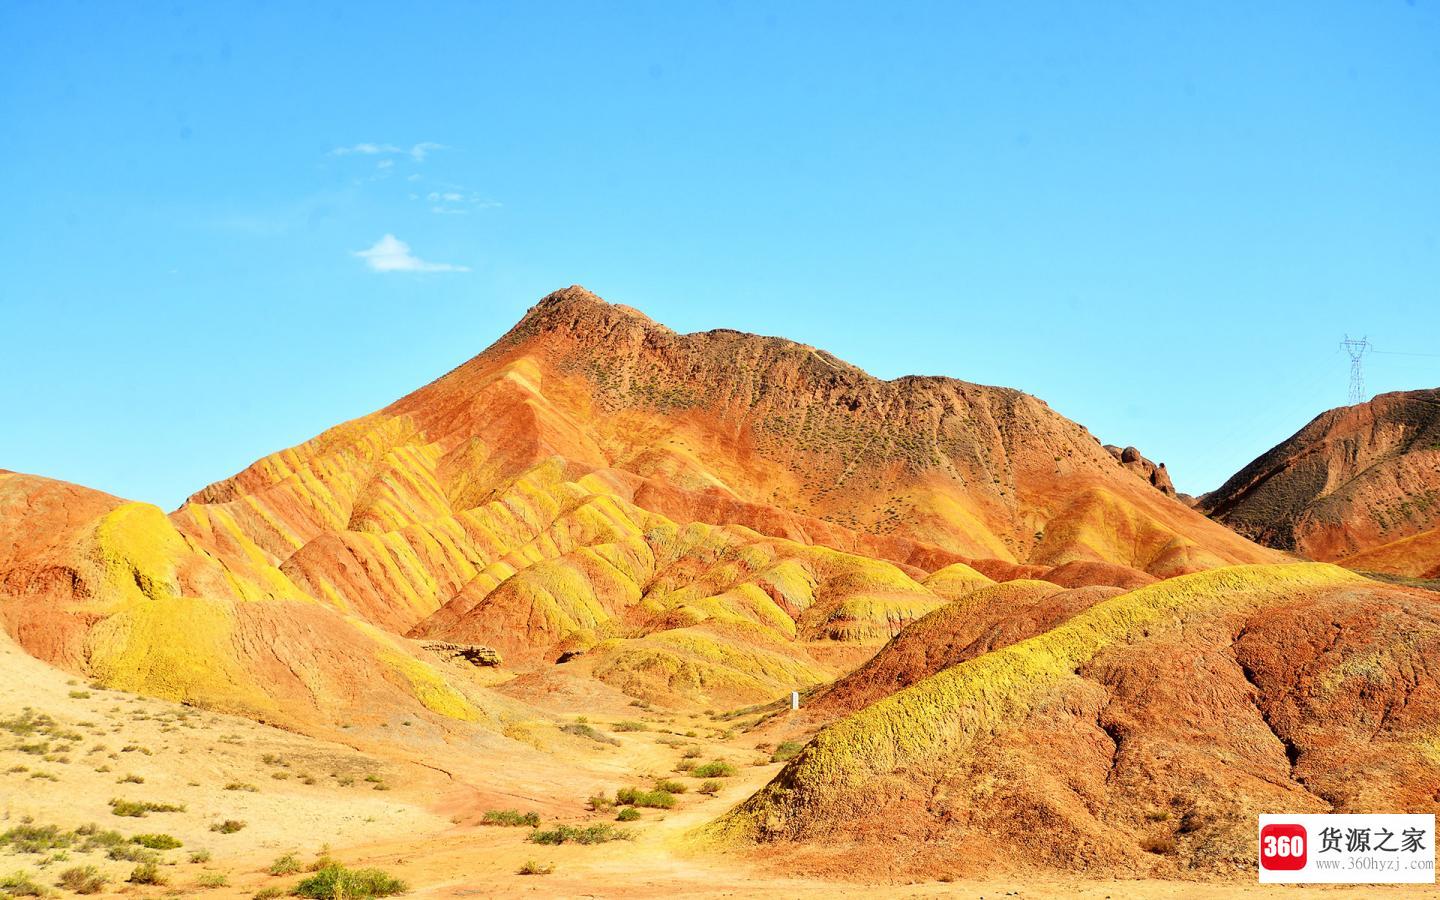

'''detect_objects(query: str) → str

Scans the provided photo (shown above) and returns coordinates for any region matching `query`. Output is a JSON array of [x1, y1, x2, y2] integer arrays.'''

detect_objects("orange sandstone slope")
[[713, 564, 1440, 879], [1202, 389, 1440, 577], [1, 286, 1278, 717], [0, 471, 503, 730], [181, 285, 1271, 582]]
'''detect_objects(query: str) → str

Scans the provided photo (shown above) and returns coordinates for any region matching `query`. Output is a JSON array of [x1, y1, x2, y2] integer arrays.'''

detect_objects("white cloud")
[[376, 159, 394, 169], [352, 234, 469, 273], [329, 142, 448, 162], [330, 142, 402, 156]]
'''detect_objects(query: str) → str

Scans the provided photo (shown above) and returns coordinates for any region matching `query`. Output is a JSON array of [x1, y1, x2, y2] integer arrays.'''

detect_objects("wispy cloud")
[[329, 142, 449, 162], [329, 142, 401, 156], [408, 142, 446, 162], [353, 234, 469, 273], [423, 189, 502, 215]]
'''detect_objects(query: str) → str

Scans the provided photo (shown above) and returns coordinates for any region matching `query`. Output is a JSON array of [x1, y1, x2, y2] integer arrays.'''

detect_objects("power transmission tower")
[[1341, 335, 1369, 404]]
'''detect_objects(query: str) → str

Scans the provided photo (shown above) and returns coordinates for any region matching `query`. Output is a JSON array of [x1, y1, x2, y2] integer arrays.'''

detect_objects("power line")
[[1371, 349, 1440, 358]]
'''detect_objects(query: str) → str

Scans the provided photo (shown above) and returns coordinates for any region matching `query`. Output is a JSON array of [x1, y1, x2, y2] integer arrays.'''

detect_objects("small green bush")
[[131, 833, 181, 850], [691, 761, 736, 778], [698, 780, 721, 795], [127, 862, 166, 885], [480, 810, 540, 828], [615, 807, 640, 822], [108, 798, 184, 817], [57, 864, 107, 894], [614, 787, 674, 809], [770, 741, 804, 762], [197, 872, 229, 888], [0, 870, 47, 897], [254, 888, 286, 900], [226, 781, 258, 792], [293, 864, 407, 899], [268, 853, 302, 876], [653, 779, 687, 794], [560, 723, 620, 746], [528, 824, 632, 845], [517, 859, 553, 875], [210, 820, 246, 834], [0, 824, 72, 854], [611, 721, 647, 732], [106, 843, 158, 863], [188, 849, 212, 863]]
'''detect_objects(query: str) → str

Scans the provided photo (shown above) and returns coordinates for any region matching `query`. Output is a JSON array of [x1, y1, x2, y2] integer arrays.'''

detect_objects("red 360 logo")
[[1260, 823, 1308, 870]]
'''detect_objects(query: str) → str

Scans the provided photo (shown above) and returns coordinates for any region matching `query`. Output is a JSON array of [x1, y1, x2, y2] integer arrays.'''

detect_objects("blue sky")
[[2, 1, 1437, 510]]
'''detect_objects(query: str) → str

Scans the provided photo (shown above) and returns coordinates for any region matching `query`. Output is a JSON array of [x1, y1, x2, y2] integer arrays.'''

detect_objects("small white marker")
[[790, 690, 800, 710]]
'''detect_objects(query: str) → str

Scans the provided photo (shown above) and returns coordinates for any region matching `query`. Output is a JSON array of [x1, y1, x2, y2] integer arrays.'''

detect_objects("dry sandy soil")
[[0, 630, 1431, 900]]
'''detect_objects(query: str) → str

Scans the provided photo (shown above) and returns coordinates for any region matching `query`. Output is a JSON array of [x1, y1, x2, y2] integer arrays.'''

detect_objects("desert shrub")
[[560, 723, 620, 746], [254, 888, 286, 900], [615, 807, 640, 822], [0, 870, 47, 896], [127, 862, 166, 885], [197, 872, 229, 888], [293, 864, 407, 899], [691, 761, 736, 778], [268, 853, 302, 875], [528, 824, 632, 845], [770, 741, 803, 762], [0, 824, 73, 853], [225, 781, 258, 792], [210, 820, 246, 834], [480, 810, 540, 828], [611, 721, 647, 732], [75, 826, 125, 853], [106, 844, 158, 863], [57, 865, 107, 894], [131, 833, 181, 850], [698, 780, 721, 795], [673, 759, 696, 772], [682, 746, 702, 759], [117, 773, 144, 784], [614, 787, 674, 809], [653, 779, 687, 794], [517, 859, 553, 875], [108, 798, 184, 817], [585, 794, 613, 811], [188, 849, 212, 863]]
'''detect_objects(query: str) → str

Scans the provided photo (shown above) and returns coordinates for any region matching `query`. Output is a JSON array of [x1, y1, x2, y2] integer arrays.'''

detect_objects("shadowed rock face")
[[1202, 389, 1440, 577]]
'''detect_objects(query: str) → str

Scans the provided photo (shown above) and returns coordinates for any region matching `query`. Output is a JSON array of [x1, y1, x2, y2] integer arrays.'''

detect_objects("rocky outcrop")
[[1104, 444, 1177, 497], [421, 641, 502, 667]]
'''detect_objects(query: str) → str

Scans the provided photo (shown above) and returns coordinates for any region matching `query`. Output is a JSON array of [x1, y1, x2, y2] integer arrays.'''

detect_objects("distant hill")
[[1202, 389, 1440, 577]]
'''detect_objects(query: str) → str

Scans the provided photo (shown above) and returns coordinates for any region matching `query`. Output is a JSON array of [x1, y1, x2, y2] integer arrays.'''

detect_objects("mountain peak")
[[515, 284, 669, 335]]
